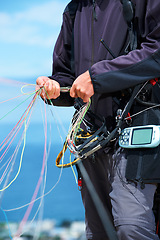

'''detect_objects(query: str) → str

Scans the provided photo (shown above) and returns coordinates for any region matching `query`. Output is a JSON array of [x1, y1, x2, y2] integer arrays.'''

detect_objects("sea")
[[0, 118, 85, 225]]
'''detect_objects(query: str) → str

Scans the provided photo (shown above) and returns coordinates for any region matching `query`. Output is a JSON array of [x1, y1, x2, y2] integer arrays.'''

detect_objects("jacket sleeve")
[[49, 10, 75, 86], [49, 10, 75, 106], [90, 0, 160, 94]]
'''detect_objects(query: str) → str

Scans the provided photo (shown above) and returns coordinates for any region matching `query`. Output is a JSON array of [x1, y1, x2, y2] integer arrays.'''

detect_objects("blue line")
[[1, 208, 13, 240]]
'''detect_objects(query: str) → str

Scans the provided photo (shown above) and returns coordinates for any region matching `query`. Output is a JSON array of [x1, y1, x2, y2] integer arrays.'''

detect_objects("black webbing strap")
[[79, 84, 143, 158], [121, 0, 137, 51], [153, 184, 160, 237]]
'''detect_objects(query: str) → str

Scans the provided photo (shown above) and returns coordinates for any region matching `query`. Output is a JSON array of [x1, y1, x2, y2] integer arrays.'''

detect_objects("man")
[[36, 0, 160, 239]]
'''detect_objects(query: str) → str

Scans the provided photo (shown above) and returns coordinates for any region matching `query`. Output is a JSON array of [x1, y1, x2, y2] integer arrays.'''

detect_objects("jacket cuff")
[[89, 68, 98, 93]]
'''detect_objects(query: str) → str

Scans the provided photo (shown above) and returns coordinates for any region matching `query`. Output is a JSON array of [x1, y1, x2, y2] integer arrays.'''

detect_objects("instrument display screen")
[[131, 128, 153, 145], [119, 125, 160, 148]]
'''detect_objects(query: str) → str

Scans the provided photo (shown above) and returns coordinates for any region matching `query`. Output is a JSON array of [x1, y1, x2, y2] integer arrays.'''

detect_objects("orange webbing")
[[56, 142, 81, 168]]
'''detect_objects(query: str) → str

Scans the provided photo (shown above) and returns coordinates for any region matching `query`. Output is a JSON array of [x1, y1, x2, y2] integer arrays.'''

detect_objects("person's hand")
[[70, 70, 94, 102], [36, 76, 60, 99]]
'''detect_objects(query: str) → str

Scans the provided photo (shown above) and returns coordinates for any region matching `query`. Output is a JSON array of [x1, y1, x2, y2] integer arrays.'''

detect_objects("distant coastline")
[[0, 219, 86, 240]]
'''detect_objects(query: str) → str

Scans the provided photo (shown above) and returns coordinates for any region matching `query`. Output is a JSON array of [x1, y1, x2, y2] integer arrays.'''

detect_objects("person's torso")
[[66, 0, 147, 126]]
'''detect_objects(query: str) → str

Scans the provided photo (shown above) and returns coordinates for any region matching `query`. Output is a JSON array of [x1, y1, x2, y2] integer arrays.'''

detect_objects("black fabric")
[[125, 107, 160, 183], [153, 184, 160, 237], [121, 0, 137, 51], [64, 0, 78, 16], [64, 0, 79, 75], [47, 0, 78, 107], [45, 92, 74, 106], [92, 49, 160, 94]]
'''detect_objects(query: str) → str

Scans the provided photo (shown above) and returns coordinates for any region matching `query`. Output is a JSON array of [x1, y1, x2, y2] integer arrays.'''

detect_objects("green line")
[[74, 99, 91, 138], [0, 91, 38, 121]]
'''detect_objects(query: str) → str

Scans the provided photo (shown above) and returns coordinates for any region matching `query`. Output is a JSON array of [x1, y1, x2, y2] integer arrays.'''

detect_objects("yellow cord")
[[70, 153, 78, 184], [20, 84, 37, 95], [0, 120, 27, 192], [55, 100, 91, 168]]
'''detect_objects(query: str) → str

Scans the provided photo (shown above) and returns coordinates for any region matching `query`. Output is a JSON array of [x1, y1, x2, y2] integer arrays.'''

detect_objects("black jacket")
[[50, 0, 160, 183]]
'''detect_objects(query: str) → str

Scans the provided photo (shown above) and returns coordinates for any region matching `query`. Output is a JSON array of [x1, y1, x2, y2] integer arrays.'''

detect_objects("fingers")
[[70, 84, 90, 102], [36, 76, 49, 88], [70, 71, 94, 102], [45, 80, 60, 99], [36, 70, 94, 102], [36, 76, 60, 99]]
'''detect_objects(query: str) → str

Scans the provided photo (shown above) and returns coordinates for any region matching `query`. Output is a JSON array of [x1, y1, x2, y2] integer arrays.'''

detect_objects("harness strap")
[[56, 141, 82, 168], [121, 0, 137, 51]]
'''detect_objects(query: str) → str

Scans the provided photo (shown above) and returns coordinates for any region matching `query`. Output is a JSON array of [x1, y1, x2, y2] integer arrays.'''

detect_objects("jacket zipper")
[[92, 0, 97, 21], [91, 10, 94, 66], [91, 0, 97, 112], [91, 0, 97, 66]]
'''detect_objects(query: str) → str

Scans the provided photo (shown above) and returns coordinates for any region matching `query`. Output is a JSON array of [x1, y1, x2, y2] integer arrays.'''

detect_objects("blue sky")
[[0, 0, 74, 124], [0, 0, 68, 80]]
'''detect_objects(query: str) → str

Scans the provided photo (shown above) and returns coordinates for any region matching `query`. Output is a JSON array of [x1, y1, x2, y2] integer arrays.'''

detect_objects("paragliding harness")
[[57, 0, 138, 161], [58, 0, 160, 236]]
